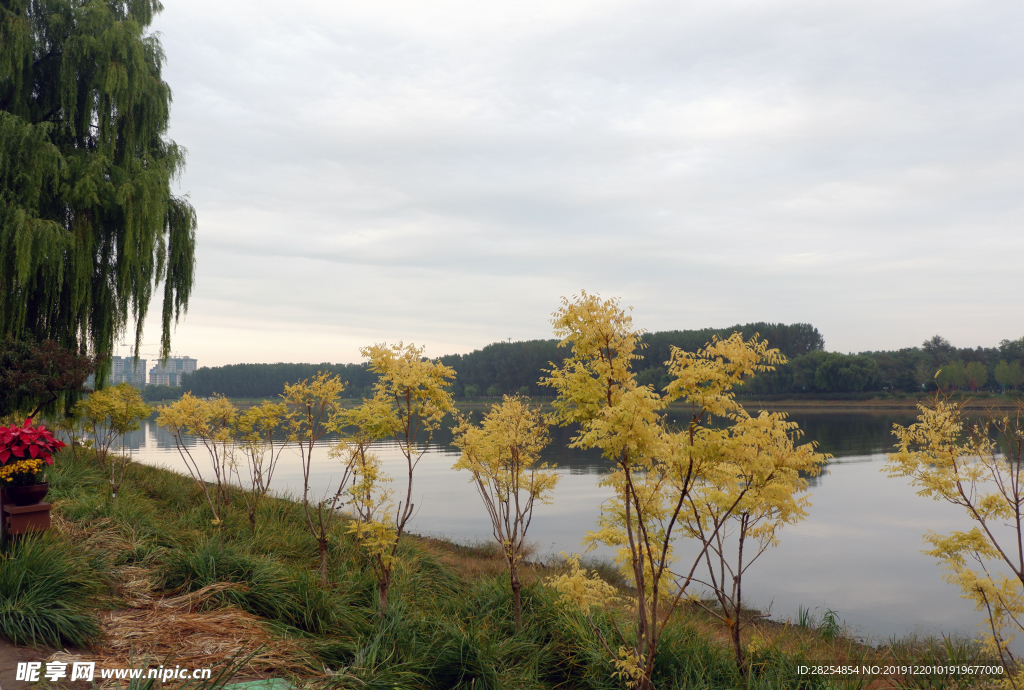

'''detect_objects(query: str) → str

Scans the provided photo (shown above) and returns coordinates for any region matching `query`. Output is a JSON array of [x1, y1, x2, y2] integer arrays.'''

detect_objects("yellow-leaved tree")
[[675, 408, 826, 675], [887, 398, 1024, 688], [77, 382, 151, 498], [543, 292, 824, 689], [542, 292, 696, 690], [664, 337, 827, 675], [333, 396, 394, 582], [452, 394, 559, 631], [281, 372, 348, 586], [344, 343, 456, 618], [156, 393, 237, 523], [231, 401, 291, 532]]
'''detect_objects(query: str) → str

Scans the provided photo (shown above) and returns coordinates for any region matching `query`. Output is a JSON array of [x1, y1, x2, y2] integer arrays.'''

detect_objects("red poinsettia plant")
[[0, 419, 66, 486]]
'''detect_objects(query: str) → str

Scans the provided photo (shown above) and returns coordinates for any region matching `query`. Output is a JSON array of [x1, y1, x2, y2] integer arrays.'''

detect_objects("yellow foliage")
[[281, 372, 346, 446], [77, 382, 152, 458], [887, 399, 1024, 674], [452, 396, 558, 562], [453, 395, 559, 628], [360, 342, 455, 449], [231, 400, 290, 528], [683, 410, 826, 542], [347, 515, 400, 568], [234, 401, 289, 446], [611, 647, 647, 689], [342, 342, 456, 616], [746, 634, 768, 657], [156, 393, 238, 519], [333, 437, 397, 562], [546, 554, 620, 611], [664, 333, 786, 418], [333, 399, 396, 537], [279, 371, 347, 504], [279, 373, 350, 583], [543, 292, 826, 686], [156, 393, 236, 446], [78, 383, 152, 498]]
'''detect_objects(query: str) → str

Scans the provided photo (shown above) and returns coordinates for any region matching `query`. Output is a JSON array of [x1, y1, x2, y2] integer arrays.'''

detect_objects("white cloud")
[[141, 0, 1024, 365]]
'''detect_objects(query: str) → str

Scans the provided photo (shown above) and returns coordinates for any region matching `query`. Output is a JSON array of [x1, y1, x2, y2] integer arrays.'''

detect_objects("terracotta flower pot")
[[5, 482, 50, 506]]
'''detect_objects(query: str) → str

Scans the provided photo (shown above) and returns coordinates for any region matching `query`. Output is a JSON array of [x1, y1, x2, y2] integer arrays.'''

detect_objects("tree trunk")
[[318, 540, 329, 586], [511, 576, 522, 633], [378, 577, 390, 620], [730, 616, 747, 678]]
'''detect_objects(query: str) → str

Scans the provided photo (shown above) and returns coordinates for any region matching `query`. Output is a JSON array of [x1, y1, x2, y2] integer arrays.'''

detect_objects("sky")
[[132, 0, 1024, 367]]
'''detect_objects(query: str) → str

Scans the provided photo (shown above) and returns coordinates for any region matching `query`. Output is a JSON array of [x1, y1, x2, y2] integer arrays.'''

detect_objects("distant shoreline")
[[143, 393, 1023, 415], [741, 396, 1021, 412]]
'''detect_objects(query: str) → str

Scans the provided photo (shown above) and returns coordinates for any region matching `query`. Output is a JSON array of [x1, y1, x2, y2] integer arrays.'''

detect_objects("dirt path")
[[0, 639, 57, 688]]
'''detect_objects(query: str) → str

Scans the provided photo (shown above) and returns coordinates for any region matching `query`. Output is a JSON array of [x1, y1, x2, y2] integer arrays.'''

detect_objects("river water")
[[118, 408, 989, 645]]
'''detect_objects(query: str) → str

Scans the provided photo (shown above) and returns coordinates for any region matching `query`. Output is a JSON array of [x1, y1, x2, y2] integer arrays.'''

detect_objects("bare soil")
[[0, 638, 59, 688]]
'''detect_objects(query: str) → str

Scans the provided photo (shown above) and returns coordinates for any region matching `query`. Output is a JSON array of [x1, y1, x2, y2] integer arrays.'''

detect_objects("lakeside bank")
[[0, 446, 1009, 689]]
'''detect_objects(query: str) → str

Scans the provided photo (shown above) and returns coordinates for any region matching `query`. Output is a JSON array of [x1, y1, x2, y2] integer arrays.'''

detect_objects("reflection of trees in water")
[[57, 424, 149, 451], [783, 413, 915, 458], [147, 420, 194, 450], [121, 427, 146, 451], [805, 470, 826, 489], [783, 410, 990, 460], [430, 412, 957, 474], [661, 409, 918, 460], [419, 415, 609, 473], [134, 410, 990, 477]]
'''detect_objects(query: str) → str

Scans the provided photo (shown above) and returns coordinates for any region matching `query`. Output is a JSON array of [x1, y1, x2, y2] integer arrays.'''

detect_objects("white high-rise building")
[[148, 356, 197, 386], [110, 356, 148, 387]]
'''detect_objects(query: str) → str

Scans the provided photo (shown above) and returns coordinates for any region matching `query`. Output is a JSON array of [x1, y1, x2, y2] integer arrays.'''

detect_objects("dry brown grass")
[[45, 558, 317, 685], [49, 600, 314, 688], [50, 514, 132, 554], [97, 605, 311, 672]]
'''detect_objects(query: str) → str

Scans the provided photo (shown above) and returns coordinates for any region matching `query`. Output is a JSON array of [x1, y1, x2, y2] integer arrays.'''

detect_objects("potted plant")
[[0, 419, 65, 506]]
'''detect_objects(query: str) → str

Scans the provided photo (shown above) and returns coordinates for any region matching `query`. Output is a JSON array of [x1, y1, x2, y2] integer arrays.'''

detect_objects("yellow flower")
[[0, 457, 45, 483]]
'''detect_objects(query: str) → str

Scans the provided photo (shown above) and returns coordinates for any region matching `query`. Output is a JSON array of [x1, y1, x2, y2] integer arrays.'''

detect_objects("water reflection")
[[111, 409, 945, 472]]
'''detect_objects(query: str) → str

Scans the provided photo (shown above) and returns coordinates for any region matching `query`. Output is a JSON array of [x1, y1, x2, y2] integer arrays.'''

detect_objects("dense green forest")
[[173, 324, 1024, 400], [179, 362, 378, 399]]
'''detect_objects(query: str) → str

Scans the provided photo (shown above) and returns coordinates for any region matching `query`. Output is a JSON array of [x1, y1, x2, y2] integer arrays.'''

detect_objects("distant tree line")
[[744, 334, 1024, 396], [170, 326, 1024, 401], [180, 362, 378, 399], [442, 322, 824, 397], [175, 323, 822, 399]]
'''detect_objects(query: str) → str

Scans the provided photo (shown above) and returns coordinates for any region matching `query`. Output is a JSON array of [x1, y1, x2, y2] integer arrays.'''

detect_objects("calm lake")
[[120, 408, 987, 645]]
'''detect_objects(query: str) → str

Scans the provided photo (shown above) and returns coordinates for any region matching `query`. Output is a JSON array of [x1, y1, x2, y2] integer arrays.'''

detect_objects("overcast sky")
[[133, 0, 1024, 367]]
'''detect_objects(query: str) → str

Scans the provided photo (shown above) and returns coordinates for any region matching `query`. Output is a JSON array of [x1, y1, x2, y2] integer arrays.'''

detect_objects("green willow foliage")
[[0, 0, 196, 382]]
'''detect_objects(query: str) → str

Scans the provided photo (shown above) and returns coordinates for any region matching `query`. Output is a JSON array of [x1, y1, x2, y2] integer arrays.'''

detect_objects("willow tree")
[[0, 0, 197, 382]]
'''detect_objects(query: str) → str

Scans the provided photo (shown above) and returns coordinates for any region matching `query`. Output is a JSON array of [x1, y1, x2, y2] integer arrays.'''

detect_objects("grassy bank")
[[2, 447, 1006, 689]]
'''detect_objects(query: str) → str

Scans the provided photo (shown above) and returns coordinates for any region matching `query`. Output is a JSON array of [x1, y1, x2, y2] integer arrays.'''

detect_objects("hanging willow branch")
[[0, 0, 196, 384]]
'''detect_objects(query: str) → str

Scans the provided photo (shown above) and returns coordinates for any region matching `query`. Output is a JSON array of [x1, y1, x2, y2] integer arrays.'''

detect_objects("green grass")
[[0, 533, 103, 647]]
